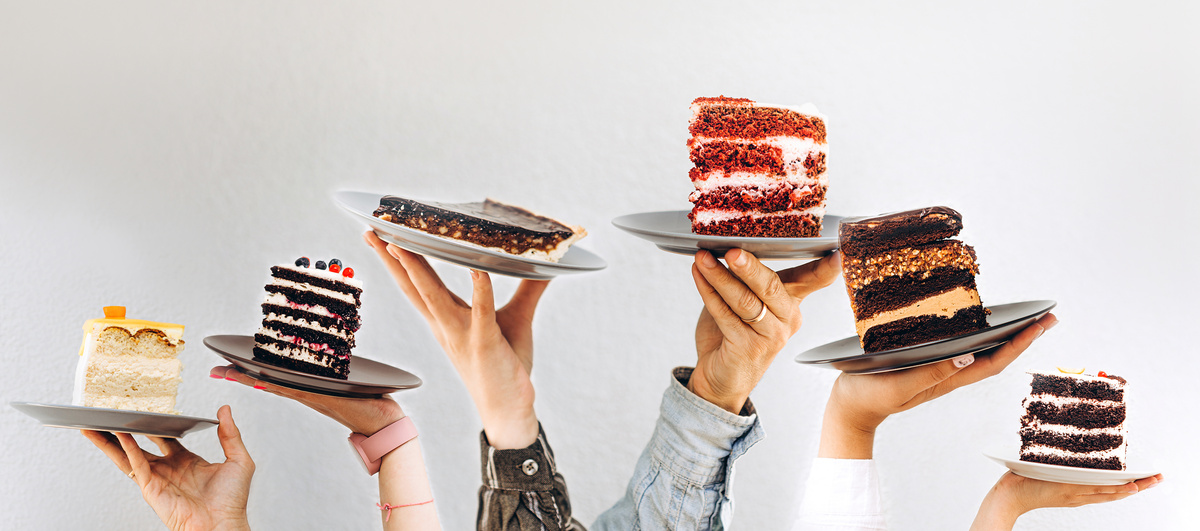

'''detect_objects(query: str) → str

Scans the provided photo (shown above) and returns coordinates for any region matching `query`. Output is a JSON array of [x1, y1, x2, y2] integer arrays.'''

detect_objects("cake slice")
[[1020, 368, 1128, 470], [253, 257, 362, 379], [839, 207, 988, 352], [687, 96, 828, 237], [373, 196, 587, 263], [73, 306, 185, 414]]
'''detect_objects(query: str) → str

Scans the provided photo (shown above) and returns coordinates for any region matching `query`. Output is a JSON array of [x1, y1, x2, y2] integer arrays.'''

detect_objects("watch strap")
[[349, 416, 418, 476]]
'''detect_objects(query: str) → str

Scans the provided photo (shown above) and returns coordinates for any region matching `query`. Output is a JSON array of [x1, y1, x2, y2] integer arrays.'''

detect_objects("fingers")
[[503, 279, 551, 321], [723, 249, 797, 324], [891, 354, 975, 408], [470, 270, 497, 322], [777, 251, 842, 301], [363, 231, 435, 322], [210, 365, 313, 402], [691, 262, 745, 340], [115, 432, 153, 488], [147, 436, 186, 457], [388, 244, 467, 321], [943, 313, 1058, 390], [82, 430, 132, 475], [693, 250, 766, 323], [216, 405, 254, 469]]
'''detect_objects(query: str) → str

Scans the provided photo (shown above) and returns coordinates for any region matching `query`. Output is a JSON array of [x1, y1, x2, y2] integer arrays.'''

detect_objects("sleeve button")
[[521, 459, 539, 476]]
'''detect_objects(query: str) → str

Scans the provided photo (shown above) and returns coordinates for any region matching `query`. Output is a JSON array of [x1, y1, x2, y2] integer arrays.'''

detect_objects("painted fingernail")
[[700, 251, 717, 268], [253, 384, 266, 390], [953, 354, 975, 368], [209, 373, 224, 379], [225, 376, 238, 382]]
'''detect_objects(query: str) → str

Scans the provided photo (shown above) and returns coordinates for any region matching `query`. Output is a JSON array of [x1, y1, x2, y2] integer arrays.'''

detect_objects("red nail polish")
[[253, 385, 265, 390], [209, 374, 223, 379], [225, 377, 238, 382]]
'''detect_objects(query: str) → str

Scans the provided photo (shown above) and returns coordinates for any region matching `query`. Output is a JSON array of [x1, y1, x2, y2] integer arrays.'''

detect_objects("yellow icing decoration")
[[1056, 366, 1085, 374]]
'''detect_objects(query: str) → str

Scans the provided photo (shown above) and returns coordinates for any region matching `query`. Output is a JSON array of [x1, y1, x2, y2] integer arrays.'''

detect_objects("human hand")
[[689, 248, 842, 414], [969, 471, 1163, 531], [364, 231, 547, 449], [209, 365, 404, 436], [820, 313, 1059, 459], [81, 406, 253, 531]]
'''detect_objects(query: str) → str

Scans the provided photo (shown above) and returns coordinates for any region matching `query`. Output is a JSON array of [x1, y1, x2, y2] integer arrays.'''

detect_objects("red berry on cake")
[[343, 267, 355, 278], [329, 263, 341, 273]]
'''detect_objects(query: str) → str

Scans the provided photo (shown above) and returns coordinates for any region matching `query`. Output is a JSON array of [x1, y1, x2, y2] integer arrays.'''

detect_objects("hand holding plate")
[[969, 471, 1162, 531], [81, 405, 253, 531]]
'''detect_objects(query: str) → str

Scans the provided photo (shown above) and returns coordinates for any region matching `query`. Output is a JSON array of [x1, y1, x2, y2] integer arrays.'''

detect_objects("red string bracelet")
[[377, 500, 434, 522]]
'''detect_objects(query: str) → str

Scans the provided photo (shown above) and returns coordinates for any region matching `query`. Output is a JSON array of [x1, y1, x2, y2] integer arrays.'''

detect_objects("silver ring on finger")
[[740, 303, 768, 324]]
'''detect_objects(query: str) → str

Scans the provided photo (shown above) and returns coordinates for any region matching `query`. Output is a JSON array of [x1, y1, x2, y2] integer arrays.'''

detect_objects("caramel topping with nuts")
[[843, 241, 979, 292]]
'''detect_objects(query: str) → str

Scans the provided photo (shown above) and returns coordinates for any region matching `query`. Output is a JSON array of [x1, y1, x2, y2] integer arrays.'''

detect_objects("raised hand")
[[82, 406, 254, 531], [821, 313, 1059, 459], [363, 231, 547, 449], [689, 248, 842, 413], [970, 472, 1163, 530]]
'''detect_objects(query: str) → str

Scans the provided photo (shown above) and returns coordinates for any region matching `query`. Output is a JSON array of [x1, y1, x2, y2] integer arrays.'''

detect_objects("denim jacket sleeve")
[[592, 367, 765, 531], [477, 425, 587, 531]]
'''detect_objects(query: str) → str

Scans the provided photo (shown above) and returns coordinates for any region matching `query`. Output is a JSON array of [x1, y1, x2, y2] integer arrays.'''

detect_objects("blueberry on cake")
[[73, 306, 186, 414], [1020, 368, 1128, 470], [253, 257, 362, 379], [839, 206, 988, 352]]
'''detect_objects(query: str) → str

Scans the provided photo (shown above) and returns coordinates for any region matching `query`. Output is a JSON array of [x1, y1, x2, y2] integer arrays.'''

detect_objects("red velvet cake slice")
[[687, 96, 828, 237]]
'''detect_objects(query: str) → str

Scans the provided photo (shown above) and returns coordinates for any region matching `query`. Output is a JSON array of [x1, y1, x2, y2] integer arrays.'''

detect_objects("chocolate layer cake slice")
[[839, 207, 988, 352], [686, 96, 829, 238], [1019, 369, 1128, 470], [373, 196, 586, 263], [253, 258, 362, 379]]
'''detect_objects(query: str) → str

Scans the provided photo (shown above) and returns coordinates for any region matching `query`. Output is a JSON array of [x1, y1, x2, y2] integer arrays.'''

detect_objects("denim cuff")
[[648, 367, 764, 487], [480, 424, 559, 491]]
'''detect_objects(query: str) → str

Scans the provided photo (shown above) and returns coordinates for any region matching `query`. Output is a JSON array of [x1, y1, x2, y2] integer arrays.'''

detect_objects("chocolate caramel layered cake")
[[373, 196, 586, 263], [73, 306, 186, 414], [253, 257, 362, 379], [687, 96, 828, 237], [839, 207, 988, 352], [1020, 369, 1128, 470]]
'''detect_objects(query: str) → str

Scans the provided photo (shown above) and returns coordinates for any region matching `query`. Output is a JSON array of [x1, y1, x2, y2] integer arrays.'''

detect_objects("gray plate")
[[611, 210, 842, 259], [203, 335, 422, 398], [10, 402, 217, 439], [333, 190, 607, 280], [985, 447, 1158, 486], [795, 300, 1057, 374]]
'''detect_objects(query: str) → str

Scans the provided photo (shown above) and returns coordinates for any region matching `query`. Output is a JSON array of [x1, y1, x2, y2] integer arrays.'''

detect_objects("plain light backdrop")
[[1, 1, 1196, 529]]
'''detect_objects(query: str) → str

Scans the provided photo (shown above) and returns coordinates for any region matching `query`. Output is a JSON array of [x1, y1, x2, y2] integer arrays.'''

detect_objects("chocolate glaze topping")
[[376, 196, 574, 236], [840, 206, 962, 227]]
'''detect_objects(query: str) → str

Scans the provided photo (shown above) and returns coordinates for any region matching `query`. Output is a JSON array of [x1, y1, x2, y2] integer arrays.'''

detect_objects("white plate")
[[985, 447, 1159, 486], [611, 210, 842, 259], [795, 300, 1056, 374], [10, 402, 217, 439], [334, 190, 606, 280]]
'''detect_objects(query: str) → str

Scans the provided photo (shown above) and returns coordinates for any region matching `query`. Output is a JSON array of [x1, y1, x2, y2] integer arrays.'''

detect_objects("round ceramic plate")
[[984, 447, 1158, 486], [10, 402, 217, 439], [203, 335, 422, 398], [795, 300, 1057, 374], [611, 210, 842, 260], [333, 190, 606, 280]]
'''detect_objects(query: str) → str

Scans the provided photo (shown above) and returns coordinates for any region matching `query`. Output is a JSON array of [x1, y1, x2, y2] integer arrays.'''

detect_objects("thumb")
[[504, 279, 550, 320], [216, 405, 254, 468], [779, 251, 842, 301]]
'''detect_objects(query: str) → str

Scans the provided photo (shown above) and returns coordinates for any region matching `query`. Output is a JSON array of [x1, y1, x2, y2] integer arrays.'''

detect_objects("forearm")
[[817, 400, 877, 459], [378, 438, 440, 531], [969, 479, 1023, 531]]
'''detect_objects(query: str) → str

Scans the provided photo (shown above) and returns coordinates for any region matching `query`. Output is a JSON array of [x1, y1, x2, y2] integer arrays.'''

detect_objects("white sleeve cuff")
[[792, 458, 887, 531]]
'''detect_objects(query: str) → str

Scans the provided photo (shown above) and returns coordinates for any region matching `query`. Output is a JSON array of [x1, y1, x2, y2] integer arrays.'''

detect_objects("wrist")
[[211, 518, 252, 531], [352, 404, 406, 436], [818, 401, 878, 459], [481, 409, 539, 450], [972, 479, 1025, 531], [686, 371, 747, 414]]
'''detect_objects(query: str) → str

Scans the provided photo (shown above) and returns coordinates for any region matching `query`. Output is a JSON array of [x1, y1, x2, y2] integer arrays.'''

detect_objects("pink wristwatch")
[[348, 416, 418, 476]]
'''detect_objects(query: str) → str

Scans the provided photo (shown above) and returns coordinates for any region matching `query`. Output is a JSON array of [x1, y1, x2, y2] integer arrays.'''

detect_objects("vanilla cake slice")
[[73, 306, 185, 414]]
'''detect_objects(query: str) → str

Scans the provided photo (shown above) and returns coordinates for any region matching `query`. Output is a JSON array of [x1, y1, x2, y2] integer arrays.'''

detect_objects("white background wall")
[[1, 1, 1196, 529]]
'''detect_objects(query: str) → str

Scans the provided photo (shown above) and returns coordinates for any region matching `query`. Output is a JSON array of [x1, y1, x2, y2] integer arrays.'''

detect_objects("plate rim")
[[611, 209, 843, 244], [10, 401, 218, 438], [333, 189, 606, 274], [795, 300, 1058, 365], [983, 447, 1159, 485], [202, 334, 422, 394]]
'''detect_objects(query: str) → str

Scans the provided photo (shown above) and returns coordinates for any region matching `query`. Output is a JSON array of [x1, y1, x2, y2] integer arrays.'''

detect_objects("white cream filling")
[[256, 341, 337, 368], [268, 277, 358, 305], [1021, 444, 1127, 461], [690, 136, 827, 179], [691, 206, 826, 225], [262, 293, 342, 319], [1026, 423, 1126, 437], [1023, 394, 1122, 408], [691, 172, 828, 192], [855, 287, 981, 337], [263, 312, 350, 340], [257, 327, 336, 355]]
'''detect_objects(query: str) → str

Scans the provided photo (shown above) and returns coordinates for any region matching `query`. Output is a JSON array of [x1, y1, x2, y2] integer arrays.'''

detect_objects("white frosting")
[[690, 172, 828, 192], [255, 341, 338, 368], [263, 312, 350, 340], [1023, 393, 1122, 408], [262, 293, 343, 319], [1021, 444, 1127, 462], [690, 136, 828, 180], [268, 277, 358, 305], [257, 327, 336, 355], [276, 264, 364, 289], [691, 206, 826, 225]]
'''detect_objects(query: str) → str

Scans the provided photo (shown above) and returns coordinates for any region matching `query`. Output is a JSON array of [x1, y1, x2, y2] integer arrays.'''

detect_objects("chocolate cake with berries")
[[373, 196, 586, 262], [839, 206, 988, 352], [687, 96, 828, 237], [1020, 368, 1128, 470], [253, 257, 361, 379]]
